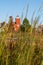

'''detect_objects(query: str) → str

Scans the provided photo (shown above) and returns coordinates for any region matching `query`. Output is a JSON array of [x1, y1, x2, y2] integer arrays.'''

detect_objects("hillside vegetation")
[[0, 9, 43, 65]]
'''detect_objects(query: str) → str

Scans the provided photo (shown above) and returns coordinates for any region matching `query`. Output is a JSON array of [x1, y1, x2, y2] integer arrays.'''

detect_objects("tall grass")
[[0, 6, 43, 65]]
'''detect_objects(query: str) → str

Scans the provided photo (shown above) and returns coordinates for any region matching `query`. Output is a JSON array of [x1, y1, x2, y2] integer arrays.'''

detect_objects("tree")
[[8, 16, 14, 32], [21, 18, 31, 32], [20, 24, 25, 32], [1, 21, 6, 27]]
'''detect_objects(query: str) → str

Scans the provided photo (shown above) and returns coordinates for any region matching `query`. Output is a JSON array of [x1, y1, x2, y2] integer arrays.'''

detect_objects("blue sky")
[[0, 0, 43, 24]]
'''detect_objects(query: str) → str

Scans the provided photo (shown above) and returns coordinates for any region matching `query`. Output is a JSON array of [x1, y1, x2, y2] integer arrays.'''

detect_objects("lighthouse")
[[14, 16, 20, 31], [15, 16, 20, 25]]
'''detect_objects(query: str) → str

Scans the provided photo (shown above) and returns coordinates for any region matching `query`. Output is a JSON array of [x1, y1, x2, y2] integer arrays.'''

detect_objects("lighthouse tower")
[[15, 16, 20, 25], [14, 16, 20, 31]]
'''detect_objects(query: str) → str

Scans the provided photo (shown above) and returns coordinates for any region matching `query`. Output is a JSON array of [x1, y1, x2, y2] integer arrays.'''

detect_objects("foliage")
[[21, 18, 31, 32], [0, 6, 43, 65]]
